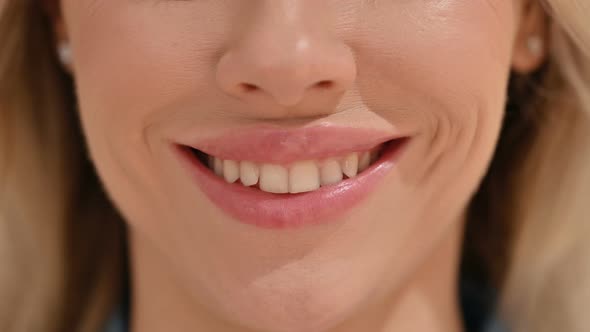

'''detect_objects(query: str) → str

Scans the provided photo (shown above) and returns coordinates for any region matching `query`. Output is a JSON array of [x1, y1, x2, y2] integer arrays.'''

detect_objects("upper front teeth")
[[207, 149, 380, 194], [260, 164, 289, 193], [289, 160, 320, 193], [239, 161, 259, 186]]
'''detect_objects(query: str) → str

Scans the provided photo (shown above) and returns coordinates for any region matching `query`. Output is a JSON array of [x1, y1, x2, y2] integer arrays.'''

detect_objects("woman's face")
[[58, 1, 532, 331]]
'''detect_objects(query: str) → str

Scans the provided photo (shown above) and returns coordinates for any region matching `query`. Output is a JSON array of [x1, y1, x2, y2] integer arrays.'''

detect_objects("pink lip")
[[181, 124, 400, 164], [173, 125, 409, 229]]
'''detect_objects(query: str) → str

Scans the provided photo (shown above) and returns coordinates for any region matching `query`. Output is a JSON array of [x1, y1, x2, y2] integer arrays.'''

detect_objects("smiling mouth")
[[186, 140, 398, 195], [173, 125, 408, 228]]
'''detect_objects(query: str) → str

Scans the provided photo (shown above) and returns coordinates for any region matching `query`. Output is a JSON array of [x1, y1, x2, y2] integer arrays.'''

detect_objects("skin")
[[52, 1, 547, 331]]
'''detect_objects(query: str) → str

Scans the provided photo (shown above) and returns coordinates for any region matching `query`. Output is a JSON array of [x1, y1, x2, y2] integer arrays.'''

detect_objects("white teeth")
[[223, 160, 240, 183], [239, 161, 259, 187], [259, 164, 289, 194], [213, 157, 224, 177], [205, 147, 381, 194], [341, 153, 359, 178], [358, 152, 371, 172], [289, 161, 320, 193], [320, 159, 343, 186]]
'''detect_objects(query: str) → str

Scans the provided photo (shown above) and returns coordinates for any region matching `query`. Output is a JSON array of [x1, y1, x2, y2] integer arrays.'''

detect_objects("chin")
[[205, 263, 379, 332]]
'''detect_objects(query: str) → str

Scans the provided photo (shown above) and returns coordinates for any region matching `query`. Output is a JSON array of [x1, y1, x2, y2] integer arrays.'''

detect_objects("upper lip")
[[178, 123, 402, 164]]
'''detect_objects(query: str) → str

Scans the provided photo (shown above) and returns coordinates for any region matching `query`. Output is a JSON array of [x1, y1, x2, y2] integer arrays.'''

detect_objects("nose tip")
[[215, 35, 356, 108]]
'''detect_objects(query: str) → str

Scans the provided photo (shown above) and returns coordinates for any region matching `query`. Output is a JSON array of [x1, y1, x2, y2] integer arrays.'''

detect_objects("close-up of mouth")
[[173, 127, 410, 229], [4, 1, 588, 330]]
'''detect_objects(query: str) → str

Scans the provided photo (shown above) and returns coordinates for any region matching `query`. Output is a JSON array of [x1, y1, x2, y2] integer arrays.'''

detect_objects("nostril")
[[315, 80, 334, 89], [240, 83, 259, 92]]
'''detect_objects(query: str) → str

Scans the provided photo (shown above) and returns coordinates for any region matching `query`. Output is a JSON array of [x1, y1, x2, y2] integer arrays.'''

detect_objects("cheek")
[[354, 0, 517, 98], [61, 2, 230, 222], [65, 2, 226, 118], [353, 0, 517, 182]]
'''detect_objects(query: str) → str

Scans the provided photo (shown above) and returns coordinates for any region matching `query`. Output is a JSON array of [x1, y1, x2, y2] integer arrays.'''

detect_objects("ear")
[[511, 0, 550, 74], [42, 0, 68, 43]]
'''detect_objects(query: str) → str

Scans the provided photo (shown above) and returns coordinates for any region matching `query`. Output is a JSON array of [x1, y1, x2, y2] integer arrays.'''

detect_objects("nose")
[[215, 2, 356, 112]]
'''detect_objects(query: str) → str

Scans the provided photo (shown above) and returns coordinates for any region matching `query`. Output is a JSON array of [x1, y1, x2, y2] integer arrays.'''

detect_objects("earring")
[[57, 41, 72, 67], [527, 36, 544, 57]]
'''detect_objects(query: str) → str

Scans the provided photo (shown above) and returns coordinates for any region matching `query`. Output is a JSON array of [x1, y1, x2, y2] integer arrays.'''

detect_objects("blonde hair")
[[498, 1, 590, 330], [0, 2, 126, 331], [0, 1, 589, 331]]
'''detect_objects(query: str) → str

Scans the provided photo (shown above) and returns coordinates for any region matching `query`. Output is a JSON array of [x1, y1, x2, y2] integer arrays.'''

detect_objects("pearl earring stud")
[[527, 36, 544, 57], [57, 41, 72, 67]]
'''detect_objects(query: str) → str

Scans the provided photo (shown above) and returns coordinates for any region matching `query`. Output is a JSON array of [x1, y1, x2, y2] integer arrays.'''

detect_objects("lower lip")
[[174, 140, 408, 229]]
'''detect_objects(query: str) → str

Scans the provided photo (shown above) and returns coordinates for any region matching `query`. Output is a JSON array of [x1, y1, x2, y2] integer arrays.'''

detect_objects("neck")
[[128, 223, 465, 332]]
